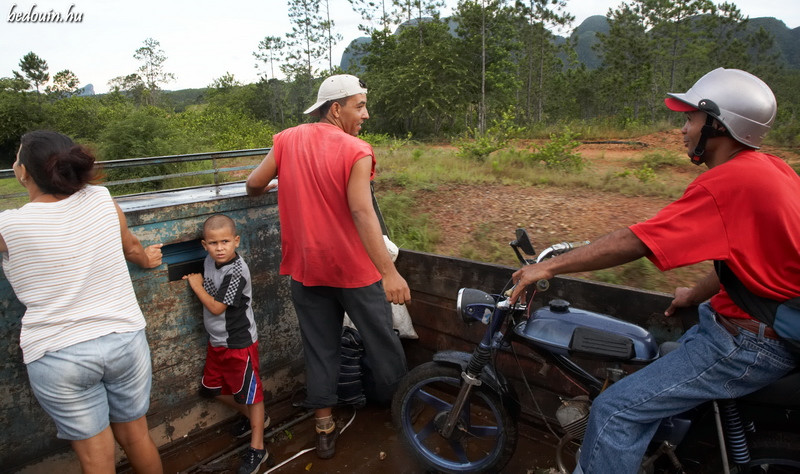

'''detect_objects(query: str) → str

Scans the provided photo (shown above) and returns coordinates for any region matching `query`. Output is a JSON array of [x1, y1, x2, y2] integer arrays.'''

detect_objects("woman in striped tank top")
[[0, 131, 164, 473]]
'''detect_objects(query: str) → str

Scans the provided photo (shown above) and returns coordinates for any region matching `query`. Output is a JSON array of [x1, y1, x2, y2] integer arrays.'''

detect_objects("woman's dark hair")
[[17, 130, 98, 195]]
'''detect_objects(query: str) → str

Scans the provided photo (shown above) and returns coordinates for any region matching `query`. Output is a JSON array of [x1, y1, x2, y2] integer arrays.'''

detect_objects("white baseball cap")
[[304, 74, 368, 115]]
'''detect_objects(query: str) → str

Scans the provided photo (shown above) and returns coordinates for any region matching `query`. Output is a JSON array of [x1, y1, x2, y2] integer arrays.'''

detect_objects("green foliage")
[[376, 190, 439, 252], [457, 133, 505, 161], [17, 52, 49, 93], [362, 21, 472, 137], [133, 38, 176, 106], [97, 107, 199, 193], [638, 151, 687, 170], [609, 150, 693, 186], [359, 132, 396, 146], [0, 89, 46, 166], [528, 128, 584, 171], [2, 4, 798, 183], [457, 110, 522, 161], [48, 96, 108, 143], [177, 105, 275, 151], [99, 107, 178, 160], [46, 70, 80, 98], [632, 164, 656, 182], [614, 163, 657, 183]]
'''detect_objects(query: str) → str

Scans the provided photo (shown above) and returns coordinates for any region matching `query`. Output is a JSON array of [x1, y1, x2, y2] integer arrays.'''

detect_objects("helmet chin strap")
[[689, 114, 727, 165]]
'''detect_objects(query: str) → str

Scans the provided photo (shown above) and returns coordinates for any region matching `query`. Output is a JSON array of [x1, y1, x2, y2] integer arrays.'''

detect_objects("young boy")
[[183, 214, 269, 474]]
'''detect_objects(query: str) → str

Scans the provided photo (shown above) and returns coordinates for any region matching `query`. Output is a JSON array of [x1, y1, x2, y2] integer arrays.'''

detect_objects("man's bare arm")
[[246, 149, 278, 196], [115, 201, 163, 268], [509, 228, 649, 303], [347, 156, 410, 304], [664, 270, 719, 316]]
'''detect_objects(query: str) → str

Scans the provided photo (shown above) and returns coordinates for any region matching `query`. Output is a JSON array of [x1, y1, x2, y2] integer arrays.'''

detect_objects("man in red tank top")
[[247, 75, 410, 460]]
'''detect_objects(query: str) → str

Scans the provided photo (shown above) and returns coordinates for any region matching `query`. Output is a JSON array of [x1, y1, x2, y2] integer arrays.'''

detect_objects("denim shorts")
[[26, 329, 153, 440]]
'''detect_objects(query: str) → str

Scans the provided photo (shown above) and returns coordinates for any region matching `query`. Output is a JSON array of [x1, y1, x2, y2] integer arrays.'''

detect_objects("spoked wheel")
[[391, 362, 517, 473]]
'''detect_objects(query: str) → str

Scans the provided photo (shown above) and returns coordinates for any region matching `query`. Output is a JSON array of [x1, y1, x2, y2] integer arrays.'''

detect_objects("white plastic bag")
[[343, 235, 418, 339]]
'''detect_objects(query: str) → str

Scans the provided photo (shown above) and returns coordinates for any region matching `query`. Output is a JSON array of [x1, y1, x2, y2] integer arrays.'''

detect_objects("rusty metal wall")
[[0, 184, 304, 471]]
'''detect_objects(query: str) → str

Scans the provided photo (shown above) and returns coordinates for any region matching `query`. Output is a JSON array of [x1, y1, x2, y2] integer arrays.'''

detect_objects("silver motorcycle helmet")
[[664, 68, 777, 149]]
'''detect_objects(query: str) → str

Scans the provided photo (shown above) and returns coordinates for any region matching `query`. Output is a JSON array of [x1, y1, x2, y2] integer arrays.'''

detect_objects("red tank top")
[[273, 123, 381, 287]]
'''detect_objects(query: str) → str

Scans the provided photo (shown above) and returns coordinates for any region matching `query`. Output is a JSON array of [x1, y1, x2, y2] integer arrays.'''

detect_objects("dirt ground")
[[404, 130, 799, 294]]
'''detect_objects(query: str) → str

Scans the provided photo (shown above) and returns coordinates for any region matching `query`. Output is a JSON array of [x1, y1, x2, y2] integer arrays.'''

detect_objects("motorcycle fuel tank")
[[514, 299, 659, 363]]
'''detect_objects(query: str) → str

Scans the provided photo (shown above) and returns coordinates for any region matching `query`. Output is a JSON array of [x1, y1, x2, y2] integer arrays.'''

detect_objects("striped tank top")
[[0, 185, 145, 363]]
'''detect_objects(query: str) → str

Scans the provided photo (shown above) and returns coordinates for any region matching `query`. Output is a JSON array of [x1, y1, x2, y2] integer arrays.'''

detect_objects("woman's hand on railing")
[[143, 244, 164, 268]]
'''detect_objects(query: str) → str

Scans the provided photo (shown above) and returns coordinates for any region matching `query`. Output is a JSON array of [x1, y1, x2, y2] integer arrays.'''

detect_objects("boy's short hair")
[[203, 214, 237, 237]]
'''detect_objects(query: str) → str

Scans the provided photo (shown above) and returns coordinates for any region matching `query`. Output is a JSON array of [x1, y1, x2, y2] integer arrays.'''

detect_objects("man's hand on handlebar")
[[509, 263, 553, 305]]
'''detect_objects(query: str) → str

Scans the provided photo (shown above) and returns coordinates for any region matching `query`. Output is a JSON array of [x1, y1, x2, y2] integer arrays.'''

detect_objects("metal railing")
[[0, 148, 271, 201]]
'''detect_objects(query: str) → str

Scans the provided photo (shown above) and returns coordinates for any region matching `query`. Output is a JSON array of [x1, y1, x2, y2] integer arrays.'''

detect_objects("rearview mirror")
[[513, 228, 535, 255]]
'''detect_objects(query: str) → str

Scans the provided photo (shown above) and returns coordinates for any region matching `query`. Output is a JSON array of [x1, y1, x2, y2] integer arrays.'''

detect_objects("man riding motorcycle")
[[510, 68, 800, 474]]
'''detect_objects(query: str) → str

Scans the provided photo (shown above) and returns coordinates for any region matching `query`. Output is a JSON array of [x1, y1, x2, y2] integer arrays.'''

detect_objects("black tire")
[[391, 361, 518, 473], [739, 431, 800, 473], [690, 431, 800, 474]]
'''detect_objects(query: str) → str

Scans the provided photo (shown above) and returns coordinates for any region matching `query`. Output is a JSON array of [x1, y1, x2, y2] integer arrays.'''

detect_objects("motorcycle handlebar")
[[535, 240, 590, 263]]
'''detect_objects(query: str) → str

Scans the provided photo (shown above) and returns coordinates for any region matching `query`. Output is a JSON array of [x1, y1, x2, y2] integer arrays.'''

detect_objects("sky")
[[1, 0, 798, 94]]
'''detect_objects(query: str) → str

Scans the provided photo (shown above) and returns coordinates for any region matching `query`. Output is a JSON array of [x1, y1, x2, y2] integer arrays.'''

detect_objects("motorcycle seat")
[[741, 369, 800, 407]]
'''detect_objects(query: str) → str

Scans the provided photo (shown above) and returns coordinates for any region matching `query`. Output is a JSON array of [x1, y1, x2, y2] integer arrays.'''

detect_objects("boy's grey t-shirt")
[[202, 254, 258, 348]]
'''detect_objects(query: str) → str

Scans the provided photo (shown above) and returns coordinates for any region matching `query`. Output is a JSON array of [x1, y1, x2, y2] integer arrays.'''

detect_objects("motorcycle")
[[391, 229, 800, 473]]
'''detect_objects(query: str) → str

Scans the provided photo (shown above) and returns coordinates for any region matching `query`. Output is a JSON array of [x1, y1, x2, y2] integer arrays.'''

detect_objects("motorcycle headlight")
[[457, 288, 496, 324]]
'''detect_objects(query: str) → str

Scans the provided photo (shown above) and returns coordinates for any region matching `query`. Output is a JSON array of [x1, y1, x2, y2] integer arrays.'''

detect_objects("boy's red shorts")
[[201, 341, 264, 405]]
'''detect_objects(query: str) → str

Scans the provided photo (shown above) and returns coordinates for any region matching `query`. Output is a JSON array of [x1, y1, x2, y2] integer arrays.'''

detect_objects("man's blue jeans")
[[574, 302, 796, 474]]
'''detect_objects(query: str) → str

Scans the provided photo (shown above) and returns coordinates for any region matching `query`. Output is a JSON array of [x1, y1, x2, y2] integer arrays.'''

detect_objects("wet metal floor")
[[150, 402, 563, 474]]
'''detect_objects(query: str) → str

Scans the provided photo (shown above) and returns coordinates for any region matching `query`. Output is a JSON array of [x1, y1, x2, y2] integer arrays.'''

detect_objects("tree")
[[108, 73, 147, 105], [321, 0, 344, 72], [455, 0, 521, 133], [362, 19, 470, 136], [515, 0, 573, 124], [747, 26, 783, 82], [133, 38, 176, 106], [17, 52, 49, 93], [283, 0, 327, 121], [205, 73, 258, 115], [49, 96, 105, 142], [644, 0, 717, 96], [254, 36, 285, 80], [46, 70, 80, 98], [209, 72, 241, 90], [595, 3, 656, 122], [347, 0, 393, 33], [595, 0, 758, 124], [0, 75, 30, 93], [283, 0, 325, 79], [702, 2, 749, 71]]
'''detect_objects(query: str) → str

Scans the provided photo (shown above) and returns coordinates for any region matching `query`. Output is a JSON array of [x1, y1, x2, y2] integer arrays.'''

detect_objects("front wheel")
[[391, 361, 518, 473]]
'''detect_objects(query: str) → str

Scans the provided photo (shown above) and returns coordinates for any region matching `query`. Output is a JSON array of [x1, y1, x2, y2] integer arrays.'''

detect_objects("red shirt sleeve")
[[630, 183, 729, 271]]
